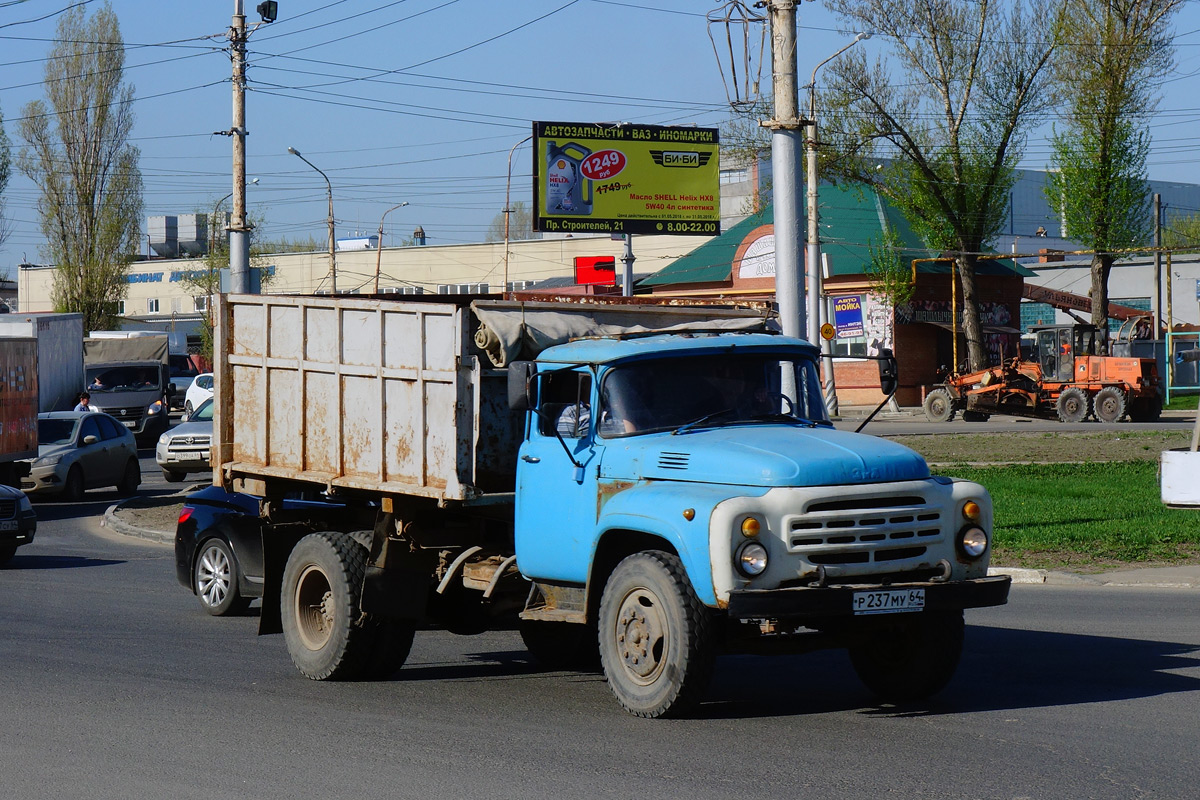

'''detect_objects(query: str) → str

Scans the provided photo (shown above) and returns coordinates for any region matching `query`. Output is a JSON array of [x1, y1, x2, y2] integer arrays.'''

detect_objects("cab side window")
[[537, 371, 592, 439]]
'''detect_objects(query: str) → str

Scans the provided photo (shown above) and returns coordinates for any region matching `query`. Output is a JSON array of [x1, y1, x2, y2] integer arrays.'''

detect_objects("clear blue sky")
[[2, 0, 1200, 276]]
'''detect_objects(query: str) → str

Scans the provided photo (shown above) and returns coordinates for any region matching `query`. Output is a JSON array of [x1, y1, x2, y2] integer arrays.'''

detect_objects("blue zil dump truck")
[[214, 295, 1009, 718]]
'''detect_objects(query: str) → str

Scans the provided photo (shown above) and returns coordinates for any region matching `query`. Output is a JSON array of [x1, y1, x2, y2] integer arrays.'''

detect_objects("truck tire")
[[849, 610, 964, 703], [194, 538, 251, 617], [922, 388, 955, 423], [598, 551, 716, 718], [1093, 386, 1126, 423], [281, 531, 414, 681], [1056, 387, 1089, 423], [520, 619, 600, 671], [1129, 396, 1162, 422]]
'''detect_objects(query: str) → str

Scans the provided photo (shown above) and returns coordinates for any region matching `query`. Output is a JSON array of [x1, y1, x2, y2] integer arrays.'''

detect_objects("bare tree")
[[485, 200, 533, 243], [1046, 0, 1183, 335], [17, 3, 142, 332], [0, 107, 10, 252], [820, 0, 1060, 370]]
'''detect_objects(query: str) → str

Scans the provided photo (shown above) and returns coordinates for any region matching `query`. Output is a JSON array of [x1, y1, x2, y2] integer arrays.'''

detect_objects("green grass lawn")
[[1164, 394, 1200, 412], [946, 462, 1200, 571]]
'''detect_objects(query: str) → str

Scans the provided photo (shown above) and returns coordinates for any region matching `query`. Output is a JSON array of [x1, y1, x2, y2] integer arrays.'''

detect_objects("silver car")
[[156, 398, 213, 482], [23, 412, 141, 501]]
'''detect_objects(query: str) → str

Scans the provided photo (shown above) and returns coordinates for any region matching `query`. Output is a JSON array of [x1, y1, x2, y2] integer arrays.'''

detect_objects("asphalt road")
[[3, 489, 1200, 799]]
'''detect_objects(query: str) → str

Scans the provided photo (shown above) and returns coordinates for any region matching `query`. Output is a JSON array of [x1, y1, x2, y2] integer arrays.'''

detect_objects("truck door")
[[514, 368, 602, 584]]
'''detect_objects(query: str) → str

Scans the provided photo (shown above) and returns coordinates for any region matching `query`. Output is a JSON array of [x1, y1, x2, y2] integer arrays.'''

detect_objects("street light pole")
[[504, 135, 532, 293], [806, 32, 870, 417], [374, 201, 408, 293], [288, 147, 336, 294]]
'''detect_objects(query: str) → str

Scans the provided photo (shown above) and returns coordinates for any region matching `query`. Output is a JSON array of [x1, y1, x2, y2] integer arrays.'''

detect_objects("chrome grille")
[[785, 492, 943, 566]]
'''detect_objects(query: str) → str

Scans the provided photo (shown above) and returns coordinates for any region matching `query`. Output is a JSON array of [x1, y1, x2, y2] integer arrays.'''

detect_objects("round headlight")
[[963, 500, 982, 522], [958, 526, 988, 559], [740, 517, 761, 538], [736, 541, 768, 577]]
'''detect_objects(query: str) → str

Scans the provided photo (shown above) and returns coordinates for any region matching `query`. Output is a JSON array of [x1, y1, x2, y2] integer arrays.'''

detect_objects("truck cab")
[[513, 332, 1009, 716]]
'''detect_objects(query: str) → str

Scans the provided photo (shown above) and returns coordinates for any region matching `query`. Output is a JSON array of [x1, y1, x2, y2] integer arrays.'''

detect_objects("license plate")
[[0, 520, 16, 531], [180, 452, 206, 461], [122, 421, 137, 428], [852, 588, 925, 615]]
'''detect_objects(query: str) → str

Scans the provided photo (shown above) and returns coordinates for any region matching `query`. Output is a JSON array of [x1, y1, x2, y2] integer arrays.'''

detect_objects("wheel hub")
[[295, 565, 335, 651], [615, 589, 666, 683]]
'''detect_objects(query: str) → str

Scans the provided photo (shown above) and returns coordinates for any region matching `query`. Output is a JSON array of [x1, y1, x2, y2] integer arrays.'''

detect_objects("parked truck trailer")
[[0, 312, 84, 412], [214, 295, 1010, 717]]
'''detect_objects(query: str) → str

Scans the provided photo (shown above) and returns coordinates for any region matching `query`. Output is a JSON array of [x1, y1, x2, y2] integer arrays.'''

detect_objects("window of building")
[[720, 168, 748, 185], [1020, 301, 1056, 332], [506, 280, 535, 291], [171, 297, 183, 313], [147, 298, 160, 314], [194, 295, 209, 312], [117, 300, 125, 315]]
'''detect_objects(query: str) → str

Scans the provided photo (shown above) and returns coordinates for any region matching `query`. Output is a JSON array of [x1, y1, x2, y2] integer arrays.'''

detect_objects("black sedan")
[[174, 486, 266, 616], [174, 485, 345, 616]]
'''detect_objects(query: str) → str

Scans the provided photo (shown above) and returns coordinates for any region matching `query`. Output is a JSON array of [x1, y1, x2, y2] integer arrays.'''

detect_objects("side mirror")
[[508, 361, 537, 412], [83, 435, 99, 446], [877, 348, 899, 397], [167, 383, 177, 396]]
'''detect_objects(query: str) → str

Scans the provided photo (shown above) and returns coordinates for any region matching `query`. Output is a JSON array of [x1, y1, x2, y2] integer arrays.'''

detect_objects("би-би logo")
[[649, 151, 713, 168]]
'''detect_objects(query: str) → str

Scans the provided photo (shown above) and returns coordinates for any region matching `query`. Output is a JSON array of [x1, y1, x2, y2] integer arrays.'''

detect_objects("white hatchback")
[[184, 373, 214, 414]]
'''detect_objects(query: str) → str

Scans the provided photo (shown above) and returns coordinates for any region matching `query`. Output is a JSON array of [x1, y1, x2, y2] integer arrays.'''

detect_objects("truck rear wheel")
[[598, 551, 716, 718], [281, 531, 414, 681], [922, 388, 955, 423], [849, 610, 964, 703]]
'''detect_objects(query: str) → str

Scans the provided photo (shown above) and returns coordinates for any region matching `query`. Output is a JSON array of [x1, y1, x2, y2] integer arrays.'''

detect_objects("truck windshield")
[[86, 366, 161, 393], [598, 353, 828, 438]]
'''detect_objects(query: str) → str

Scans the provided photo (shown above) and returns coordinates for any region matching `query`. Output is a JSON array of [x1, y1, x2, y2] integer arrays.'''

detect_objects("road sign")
[[820, 323, 835, 341]]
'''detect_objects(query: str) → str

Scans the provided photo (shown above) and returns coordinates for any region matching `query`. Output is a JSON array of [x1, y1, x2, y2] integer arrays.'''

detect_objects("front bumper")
[[21, 463, 67, 495], [726, 575, 1011, 620], [156, 442, 211, 473], [0, 511, 37, 546]]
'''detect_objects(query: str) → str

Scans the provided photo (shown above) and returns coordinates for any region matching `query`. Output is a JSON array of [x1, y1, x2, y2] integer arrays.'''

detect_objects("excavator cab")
[[1033, 324, 1100, 382]]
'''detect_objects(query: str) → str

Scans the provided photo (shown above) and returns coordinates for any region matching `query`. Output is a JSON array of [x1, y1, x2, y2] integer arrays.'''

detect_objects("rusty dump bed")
[[214, 294, 523, 503], [213, 294, 772, 504]]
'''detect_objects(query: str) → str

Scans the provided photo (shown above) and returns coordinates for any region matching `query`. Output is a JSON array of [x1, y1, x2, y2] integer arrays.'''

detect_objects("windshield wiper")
[[672, 408, 738, 435], [749, 412, 820, 427]]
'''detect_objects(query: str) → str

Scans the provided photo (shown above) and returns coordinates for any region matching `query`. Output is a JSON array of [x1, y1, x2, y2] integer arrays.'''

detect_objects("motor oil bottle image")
[[545, 141, 593, 215]]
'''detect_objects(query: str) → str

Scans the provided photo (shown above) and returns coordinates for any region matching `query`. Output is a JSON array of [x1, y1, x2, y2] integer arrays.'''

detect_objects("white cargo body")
[[215, 295, 509, 502], [0, 312, 84, 412]]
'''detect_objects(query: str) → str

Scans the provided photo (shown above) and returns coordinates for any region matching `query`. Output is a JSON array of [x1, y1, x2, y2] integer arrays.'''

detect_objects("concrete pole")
[[1153, 193, 1162, 336], [767, 0, 804, 342], [229, 1, 250, 294]]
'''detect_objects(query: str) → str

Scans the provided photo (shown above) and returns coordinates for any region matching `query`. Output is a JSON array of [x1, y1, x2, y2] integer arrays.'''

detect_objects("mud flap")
[[361, 534, 433, 622]]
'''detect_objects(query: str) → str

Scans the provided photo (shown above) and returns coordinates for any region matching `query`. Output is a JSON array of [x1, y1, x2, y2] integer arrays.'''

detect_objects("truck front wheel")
[[598, 551, 716, 718], [848, 610, 964, 703], [281, 531, 414, 681]]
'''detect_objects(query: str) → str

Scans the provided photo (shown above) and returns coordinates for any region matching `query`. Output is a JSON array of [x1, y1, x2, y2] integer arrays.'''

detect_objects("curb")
[[101, 500, 175, 545]]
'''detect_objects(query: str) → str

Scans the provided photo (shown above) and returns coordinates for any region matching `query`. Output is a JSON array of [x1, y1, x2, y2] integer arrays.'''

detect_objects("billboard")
[[533, 121, 720, 237]]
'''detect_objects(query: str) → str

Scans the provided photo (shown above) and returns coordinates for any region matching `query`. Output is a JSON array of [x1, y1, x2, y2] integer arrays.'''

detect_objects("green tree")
[[17, 3, 142, 332], [819, 0, 1059, 370], [1163, 212, 1200, 250], [1045, 0, 1182, 334], [485, 200, 533, 242]]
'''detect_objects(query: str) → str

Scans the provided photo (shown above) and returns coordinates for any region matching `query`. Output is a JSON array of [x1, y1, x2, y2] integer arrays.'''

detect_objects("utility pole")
[[374, 201, 408, 293], [1153, 192, 1162, 335], [229, 1, 250, 294], [503, 135, 532, 292], [621, 235, 635, 297], [765, 0, 804, 342]]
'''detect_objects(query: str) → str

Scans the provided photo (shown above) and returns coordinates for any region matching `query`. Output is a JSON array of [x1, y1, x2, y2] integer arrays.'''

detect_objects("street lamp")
[[374, 201, 408, 293], [287, 147, 337, 294], [503, 134, 533, 293], [806, 32, 870, 416]]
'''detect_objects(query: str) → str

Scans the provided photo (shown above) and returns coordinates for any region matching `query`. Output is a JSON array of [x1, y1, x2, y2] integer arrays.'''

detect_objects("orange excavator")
[[923, 319, 1163, 423]]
